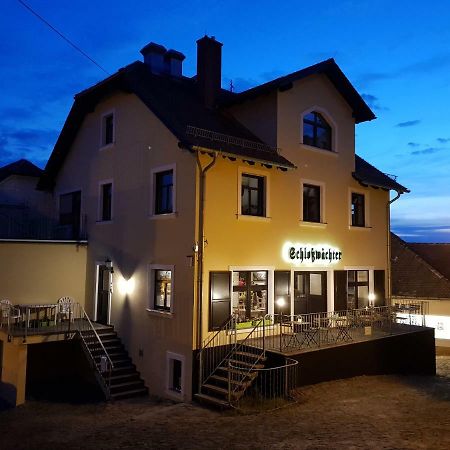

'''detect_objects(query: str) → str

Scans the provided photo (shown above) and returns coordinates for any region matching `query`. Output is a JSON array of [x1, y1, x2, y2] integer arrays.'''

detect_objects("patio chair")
[[0, 299, 21, 328], [57, 296, 75, 322]]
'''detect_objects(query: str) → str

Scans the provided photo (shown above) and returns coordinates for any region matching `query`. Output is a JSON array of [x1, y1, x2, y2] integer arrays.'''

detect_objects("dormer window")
[[303, 111, 332, 151]]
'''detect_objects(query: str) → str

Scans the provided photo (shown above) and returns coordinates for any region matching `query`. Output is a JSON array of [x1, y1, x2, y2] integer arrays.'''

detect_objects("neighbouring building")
[[2, 36, 422, 407], [391, 233, 450, 346]]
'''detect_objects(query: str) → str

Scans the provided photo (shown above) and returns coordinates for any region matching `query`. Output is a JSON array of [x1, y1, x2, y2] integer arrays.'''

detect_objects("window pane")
[[357, 271, 368, 282], [102, 183, 112, 221], [352, 193, 365, 227], [310, 273, 322, 295], [171, 359, 182, 392], [303, 184, 320, 222], [104, 114, 114, 145], [241, 174, 265, 217], [304, 112, 315, 122], [316, 126, 331, 150], [303, 122, 315, 145], [154, 270, 171, 310], [155, 170, 173, 214]]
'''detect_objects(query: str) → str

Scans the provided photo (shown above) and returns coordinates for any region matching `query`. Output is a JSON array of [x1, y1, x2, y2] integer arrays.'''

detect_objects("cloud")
[[396, 120, 421, 128], [411, 147, 443, 155], [437, 137, 450, 144], [361, 93, 388, 111], [407, 142, 420, 147]]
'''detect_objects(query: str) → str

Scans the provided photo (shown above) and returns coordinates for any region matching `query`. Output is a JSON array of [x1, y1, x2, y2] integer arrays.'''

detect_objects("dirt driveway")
[[1, 351, 449, 450]]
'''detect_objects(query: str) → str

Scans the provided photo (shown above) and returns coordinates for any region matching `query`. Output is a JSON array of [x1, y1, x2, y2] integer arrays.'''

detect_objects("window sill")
[[146, 308, 173, 318], [96, 220, 113, 225], [348, 225, 372, 231], [300, 221, 327, 229], [237, 214, 271, 223], [99, 143, 115, 151], [149, 212, 178, 220], [300, 143, 338, 156]]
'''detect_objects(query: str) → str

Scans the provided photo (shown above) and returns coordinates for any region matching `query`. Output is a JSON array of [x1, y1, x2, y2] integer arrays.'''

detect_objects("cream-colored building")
[[2, 36, 409, 405]]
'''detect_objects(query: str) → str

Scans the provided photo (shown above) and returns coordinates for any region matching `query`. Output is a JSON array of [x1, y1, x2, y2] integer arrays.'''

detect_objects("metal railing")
[[1, 301, 113, 395], [227, 316, 267, 403], [186, 125, 282, 154], [198, 315, 237, 390], [229, 357, 299, 411], [75, 304, 114, 394], [255, 306, 424, 354]]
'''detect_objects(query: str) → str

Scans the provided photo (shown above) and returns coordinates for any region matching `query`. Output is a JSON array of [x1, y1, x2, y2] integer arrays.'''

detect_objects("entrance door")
[[232, 271, 268, 324], [96, 265, 110, 325], [294, 271, 327, 314]]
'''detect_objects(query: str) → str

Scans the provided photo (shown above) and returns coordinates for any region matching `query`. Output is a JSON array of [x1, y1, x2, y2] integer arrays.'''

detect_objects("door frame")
[[93, 261, 112, 324]]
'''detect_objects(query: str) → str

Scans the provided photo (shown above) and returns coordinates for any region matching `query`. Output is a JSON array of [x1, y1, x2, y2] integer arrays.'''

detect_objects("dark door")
[[294, 271, 327, 314], [96, 265, 110, 325]]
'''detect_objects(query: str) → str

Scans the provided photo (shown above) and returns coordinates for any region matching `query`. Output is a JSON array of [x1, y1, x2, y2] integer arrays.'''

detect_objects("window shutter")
[[209, 272, 231, 331], [274, 271, 290, 314], [334, 270, 347, 311], [374, 270, 386, 306]]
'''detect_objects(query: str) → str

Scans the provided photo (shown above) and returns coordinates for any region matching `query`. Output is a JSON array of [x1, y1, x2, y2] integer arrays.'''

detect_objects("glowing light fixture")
[[368, 293, 376, 303], [276, 297, 286, 308], [118, 277, 135, 295]]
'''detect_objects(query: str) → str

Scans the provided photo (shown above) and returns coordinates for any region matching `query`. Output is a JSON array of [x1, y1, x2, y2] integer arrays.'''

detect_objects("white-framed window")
[[300, 106, 337, 153], [100, 110, 115, 149], [237, 166, 270, 220], [150, 164, 176, 218], [98, 179, 113, 222], [349, 188, 370, 228], [166, 352, 185, 399], [148, 264, 174, 314], [300, 179, 326, 225]]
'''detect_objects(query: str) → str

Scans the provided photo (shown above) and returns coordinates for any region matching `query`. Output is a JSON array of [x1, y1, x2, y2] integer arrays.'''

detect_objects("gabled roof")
[[222, 59, 375, 124], [353, 155, 409, 194], [0, 159, 42, 184], [38, 58, 404, 193], [38, 62, 295, 189], [391, 233, 450, 299], [408, 242, 450, 281]]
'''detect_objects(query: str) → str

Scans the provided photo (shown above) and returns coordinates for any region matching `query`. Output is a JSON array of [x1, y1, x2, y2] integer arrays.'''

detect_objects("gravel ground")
[[0, 352, 449, 450]]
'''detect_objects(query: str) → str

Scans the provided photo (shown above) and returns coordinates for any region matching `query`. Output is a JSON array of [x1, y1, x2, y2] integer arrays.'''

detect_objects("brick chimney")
[[196, 36, 223, 108]]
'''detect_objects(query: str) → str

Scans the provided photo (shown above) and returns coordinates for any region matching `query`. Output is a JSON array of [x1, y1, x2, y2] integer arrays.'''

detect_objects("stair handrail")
[[198, 314, 237, 392], [74, 303, 114, 392], [227, 316, 267, 402]]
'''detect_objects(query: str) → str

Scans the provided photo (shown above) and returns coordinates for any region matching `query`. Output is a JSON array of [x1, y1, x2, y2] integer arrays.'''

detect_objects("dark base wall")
[[268, 327, 436, 387], [26, 340, 103, 402]]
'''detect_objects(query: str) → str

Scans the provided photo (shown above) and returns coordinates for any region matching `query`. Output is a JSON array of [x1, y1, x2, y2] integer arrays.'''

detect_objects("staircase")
[[80, 325, 148, 400], [195, 315, 267, 408]]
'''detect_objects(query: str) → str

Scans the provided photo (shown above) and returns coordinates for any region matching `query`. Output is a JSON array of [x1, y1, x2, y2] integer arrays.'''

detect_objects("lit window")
[[303, 111, 332, 151], [102, 113, 114, 147], [241, 174, 265, 217], [351, 192, 365, 227], [347, 270, 369, 309], [155, 170, 173, 215], [99, 182, 112, 221], [303, 184, 321, 222], [154, 269, 172, 311]]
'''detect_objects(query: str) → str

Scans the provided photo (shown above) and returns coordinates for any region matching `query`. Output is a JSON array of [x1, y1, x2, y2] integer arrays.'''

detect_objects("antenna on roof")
[[229, 80, 234, 92]]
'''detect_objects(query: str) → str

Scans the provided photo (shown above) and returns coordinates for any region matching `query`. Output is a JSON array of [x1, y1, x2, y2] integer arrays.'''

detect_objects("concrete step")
[[110, 387, 148, 400], [194, 393, 230, 409], [110, 380, 145, 394]]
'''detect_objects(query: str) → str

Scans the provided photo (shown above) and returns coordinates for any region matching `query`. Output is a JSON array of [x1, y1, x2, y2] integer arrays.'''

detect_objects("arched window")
[[303, 111, 332, 151]]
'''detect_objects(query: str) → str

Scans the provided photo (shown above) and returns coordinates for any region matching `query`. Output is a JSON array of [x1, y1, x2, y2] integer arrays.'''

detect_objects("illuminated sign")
[[282, 242, 342, 266]]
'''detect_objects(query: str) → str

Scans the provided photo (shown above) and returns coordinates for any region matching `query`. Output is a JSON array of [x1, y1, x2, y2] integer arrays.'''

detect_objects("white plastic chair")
[[57, 296, 75, 322]]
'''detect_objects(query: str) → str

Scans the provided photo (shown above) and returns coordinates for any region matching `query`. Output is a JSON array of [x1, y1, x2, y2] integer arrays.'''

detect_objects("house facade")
[[29, 36, 409, 402], [391, 233, 450, 346]]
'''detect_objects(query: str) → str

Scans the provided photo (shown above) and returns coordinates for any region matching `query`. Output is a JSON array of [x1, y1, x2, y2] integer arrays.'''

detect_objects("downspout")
[[386, 190, 402, 306], [195, 151, 217, 350]]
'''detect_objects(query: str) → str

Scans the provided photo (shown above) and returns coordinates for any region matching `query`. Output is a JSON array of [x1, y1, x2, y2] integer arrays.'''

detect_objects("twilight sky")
[[1, 0, 449, 242]]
